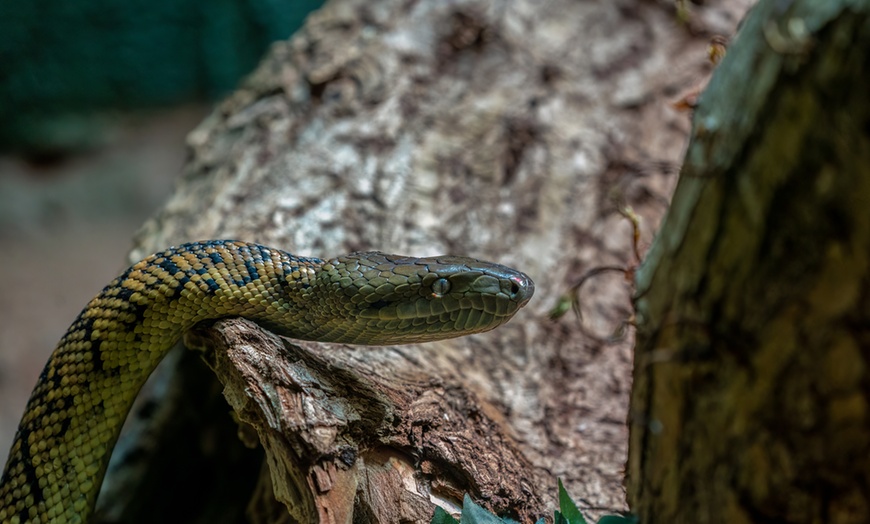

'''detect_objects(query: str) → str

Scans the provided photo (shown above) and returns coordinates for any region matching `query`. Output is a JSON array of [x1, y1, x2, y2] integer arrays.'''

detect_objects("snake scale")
[[0, 240, 534, 524]]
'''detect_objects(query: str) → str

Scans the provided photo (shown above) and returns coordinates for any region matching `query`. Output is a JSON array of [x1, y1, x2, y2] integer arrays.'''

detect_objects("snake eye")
[[431, 278, 451, 297]]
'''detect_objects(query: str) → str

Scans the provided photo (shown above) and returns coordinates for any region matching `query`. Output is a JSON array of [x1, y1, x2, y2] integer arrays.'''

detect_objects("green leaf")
[[558, 479, 587, 524], [549, 292, 573, 319], [461, 494, 509, 524], [431, 506, 460, 524], [554, 510, 570, 524]]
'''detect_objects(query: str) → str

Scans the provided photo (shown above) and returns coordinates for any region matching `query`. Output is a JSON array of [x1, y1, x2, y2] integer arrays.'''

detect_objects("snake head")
[[309, 251, 534, 345]]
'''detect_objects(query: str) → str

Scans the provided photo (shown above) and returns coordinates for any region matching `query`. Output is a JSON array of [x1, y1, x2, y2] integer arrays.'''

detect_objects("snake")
[[0, 240, 534, 524]]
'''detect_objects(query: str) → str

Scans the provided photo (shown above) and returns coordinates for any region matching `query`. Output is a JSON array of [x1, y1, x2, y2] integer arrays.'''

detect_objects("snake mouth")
[[356, 267, 534, 337], [313, 251, 535, 344]]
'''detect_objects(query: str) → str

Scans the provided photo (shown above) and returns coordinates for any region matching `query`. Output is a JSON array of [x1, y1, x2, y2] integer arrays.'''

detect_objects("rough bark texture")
[[630, 1, 870, 523], [96, 0, 748, 522], [184, 318, 541, 523]]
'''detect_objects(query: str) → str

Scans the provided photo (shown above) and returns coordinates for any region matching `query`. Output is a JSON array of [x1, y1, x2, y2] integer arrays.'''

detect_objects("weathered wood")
[[630, 1, 870, 522], [184, 318, 541, 522], [96, 0, 749, 522]]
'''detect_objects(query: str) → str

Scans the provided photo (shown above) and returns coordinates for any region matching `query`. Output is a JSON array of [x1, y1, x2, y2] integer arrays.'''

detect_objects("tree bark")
[[630, 1, 870, 523], [183, 318, 542, 523], [92, 0, 748, 522]]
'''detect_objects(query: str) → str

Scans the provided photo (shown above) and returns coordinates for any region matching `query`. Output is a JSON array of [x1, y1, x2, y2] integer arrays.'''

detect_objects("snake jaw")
[[316, 252, 534, 344]]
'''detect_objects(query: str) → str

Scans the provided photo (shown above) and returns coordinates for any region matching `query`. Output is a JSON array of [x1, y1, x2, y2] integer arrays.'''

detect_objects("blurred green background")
[[0, 0, 324, 471], [1, 0, 324, 153]]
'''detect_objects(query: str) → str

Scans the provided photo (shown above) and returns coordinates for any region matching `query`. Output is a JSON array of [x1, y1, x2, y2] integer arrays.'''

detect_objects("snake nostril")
[[508, 274, 534, 303]]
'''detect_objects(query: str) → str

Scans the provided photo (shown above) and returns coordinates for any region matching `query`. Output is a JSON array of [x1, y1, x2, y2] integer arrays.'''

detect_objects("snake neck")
[[0, 241, 324, 524]]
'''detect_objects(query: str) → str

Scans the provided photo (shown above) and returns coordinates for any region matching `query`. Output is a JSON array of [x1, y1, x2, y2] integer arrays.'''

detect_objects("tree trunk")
[[91, 0, 748, 522], [629, 1, 870, 523]]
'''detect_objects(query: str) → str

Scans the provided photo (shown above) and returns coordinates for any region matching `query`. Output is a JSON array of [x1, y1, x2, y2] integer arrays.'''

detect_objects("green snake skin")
[[0, 240, 534, 524]]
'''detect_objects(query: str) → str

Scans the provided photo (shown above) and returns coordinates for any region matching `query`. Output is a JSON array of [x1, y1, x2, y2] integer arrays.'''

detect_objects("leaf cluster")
[[430, 480, 637, 524]]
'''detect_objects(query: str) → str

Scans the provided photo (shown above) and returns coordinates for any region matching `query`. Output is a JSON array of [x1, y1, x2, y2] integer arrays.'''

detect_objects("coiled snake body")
[[0, 240, 534, 524]]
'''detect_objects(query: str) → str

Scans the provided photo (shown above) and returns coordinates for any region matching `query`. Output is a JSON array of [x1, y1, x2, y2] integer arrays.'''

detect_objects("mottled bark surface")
[[184, 318, 542, 523], [630, 1, 870, 523], [96, 0, 748, 522]]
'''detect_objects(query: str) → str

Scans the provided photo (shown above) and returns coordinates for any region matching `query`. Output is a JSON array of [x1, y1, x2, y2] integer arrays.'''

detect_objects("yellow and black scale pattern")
[[0, 240, 534, 524]]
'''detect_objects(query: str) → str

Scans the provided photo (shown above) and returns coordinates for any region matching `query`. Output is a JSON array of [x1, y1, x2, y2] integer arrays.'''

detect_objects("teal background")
[[0, 0, 325, 152]]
